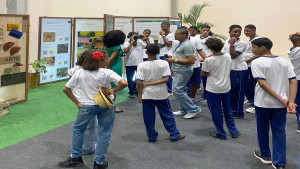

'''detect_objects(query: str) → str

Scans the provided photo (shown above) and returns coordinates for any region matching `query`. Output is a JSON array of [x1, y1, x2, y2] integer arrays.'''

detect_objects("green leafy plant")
[[177, 2, 227, 40], [29, 59, 47, 74]]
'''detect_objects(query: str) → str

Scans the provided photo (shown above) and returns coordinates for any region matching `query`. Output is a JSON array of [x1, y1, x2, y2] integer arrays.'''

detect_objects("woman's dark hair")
[[251, 37, 273, 50], [229, 24, 242, 31], [143, 29, 151, 33], [127, 32, 137, 38], [103, 30, 126, 48], [201, 24, 211, 29], [205, 38, 224, 52], [81, 49, 107, 71], [146, 44, 160, 56], [245, 24, 256, 30]]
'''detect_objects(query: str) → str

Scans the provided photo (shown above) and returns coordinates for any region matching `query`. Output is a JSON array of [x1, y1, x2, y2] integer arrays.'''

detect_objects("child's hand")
[[229, 37, 237, 44], [199, 57, 204, 62], [138, 97, 142, 103], [143, 82, 148, 88], [281, 99, 288, 107], [76, 103, 83, 108], [159, 30, 165, 36], [287, 102, 297, 114], [205, 72, 211, 76]]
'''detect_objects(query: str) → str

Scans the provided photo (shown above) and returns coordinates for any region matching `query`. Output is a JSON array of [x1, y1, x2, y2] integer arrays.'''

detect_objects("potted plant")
[[27, 59, 47, 89]]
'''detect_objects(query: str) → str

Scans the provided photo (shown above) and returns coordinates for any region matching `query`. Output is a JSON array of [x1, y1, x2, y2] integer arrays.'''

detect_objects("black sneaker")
[[171, 134, 185, 142], [231, 131, 241, 138], [209, 130, 226, 140], [58, 156, 84, 168], [297, 126, 300, 133], [94, 161, 108, 169], [272, 163, 285, 169], [253, 150, 272, 164]]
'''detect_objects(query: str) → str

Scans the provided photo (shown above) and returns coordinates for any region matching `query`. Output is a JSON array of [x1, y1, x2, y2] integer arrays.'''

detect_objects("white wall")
[[177, 0, 300, 60], [28, 0, 171, 63]]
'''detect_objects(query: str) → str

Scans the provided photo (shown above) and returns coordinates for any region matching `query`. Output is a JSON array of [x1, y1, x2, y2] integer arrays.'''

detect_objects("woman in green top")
[[103, 30, 126, 113]]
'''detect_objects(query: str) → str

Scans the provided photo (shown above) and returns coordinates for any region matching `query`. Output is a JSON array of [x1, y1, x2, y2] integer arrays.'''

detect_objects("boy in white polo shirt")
[[224, 24, 247, 119], [287, 33, 300, 133], [158, 21, 175, 94], [201, 38, 240, 140], [136, 44, 184, 143], [243, 24, 260, 114], [251, 38, 297, 169]]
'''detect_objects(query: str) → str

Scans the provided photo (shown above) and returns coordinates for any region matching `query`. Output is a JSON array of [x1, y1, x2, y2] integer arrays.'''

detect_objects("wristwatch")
[[175, 59, 178, 63]]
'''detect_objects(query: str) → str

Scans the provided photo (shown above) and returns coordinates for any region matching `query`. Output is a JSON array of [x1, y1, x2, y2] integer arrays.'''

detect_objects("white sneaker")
[[168, 93, 173, 96], [183, 112, 198, 119], [244, 100, 249, 104], [246, 107, 255, 114], [173, 111, 185, 116]]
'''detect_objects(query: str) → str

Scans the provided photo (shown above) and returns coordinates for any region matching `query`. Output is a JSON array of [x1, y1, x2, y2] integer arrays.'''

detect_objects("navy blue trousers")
[[207, 91, 239, 139], [230, 70, 246, 118], [255, 106, 286, 166], [125, 66, 137, 95], [160, 56, 173, 93], [244, 67, 255, 106], [142, 99, 180, 142], [296, 80, 300, 127]]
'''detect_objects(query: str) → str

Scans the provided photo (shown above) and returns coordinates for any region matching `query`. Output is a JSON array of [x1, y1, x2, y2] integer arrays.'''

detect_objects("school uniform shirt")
[[251, 56, 296, 108], [197, 36, 211, 57], [68, 66, 82, 102], [172, 40, 195, 72], [243, 36, 260, 67], [136, 60, 171, 100], [142, 37, 154, 59], [287, 47, 300, 80], [189, 36, 201, 68], [122, 39, 144, 66], [224, 39, 247, 71], [66, 68, 123, 105], [201, 53, 232, 93], [167, 40, 180, 57], [158, 32, 175, 56]]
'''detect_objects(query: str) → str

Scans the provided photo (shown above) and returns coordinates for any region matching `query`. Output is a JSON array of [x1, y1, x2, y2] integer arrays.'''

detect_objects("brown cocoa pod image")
[[10, 46, 21, 55], [3, 42, 15, 51]]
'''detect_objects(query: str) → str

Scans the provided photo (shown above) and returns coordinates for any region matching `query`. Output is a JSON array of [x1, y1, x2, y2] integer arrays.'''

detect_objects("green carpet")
[[0, 80, 129, 149]]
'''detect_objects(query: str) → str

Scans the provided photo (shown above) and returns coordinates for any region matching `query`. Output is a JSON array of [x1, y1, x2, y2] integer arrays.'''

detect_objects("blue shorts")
[[190, 67, 201, 84]]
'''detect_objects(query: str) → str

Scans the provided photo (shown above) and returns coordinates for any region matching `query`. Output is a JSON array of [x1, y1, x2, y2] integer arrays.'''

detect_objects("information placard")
[[39, 17, 72, 84], [169, 18, 181, 33], [134, 18, 168, 41], [73, 18, 104, 66], [114, 17, 133, 42], [104, 14, 114, 33], [0, 14, 29, 104]]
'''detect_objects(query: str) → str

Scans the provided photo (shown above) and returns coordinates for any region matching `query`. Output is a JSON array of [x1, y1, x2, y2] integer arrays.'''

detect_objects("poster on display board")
[[39, 17, 72, 84], [133, 17, 168, 42], [104, 14, 114, 34], [73, 18, 104, 66], [0, 14, 29, 105], [114, 17, 133, 42], [169, 18, 181, 33]]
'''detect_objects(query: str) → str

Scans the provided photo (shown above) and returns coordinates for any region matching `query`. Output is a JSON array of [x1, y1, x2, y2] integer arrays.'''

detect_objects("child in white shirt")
[[287, 33, 300, 133], [58, 49, 127, 169], [251, 38, 297, 169], [224, 24, 247, 118], [136, 44, 184, 143], [201, 38, 240, 140]]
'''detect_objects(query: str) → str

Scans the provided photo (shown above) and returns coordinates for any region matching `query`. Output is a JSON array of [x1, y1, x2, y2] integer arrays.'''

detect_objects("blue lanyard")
[[174, 39, 187, 52]]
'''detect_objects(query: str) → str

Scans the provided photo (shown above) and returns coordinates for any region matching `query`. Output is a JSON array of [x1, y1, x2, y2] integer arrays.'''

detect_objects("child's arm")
[[108, 49, 120, 67], [143, 77, 169, 88], [200, 71, 210, 77], [137, 80, 143, 103], [245, 55, 260, 63], [287, 79, 298, 114], [63, 86, 83, 108], [256, 79, 288, 107]]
